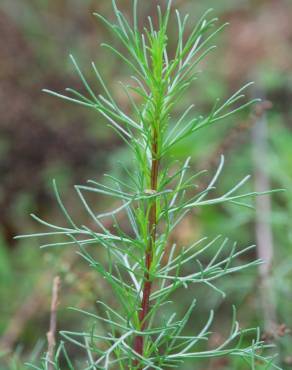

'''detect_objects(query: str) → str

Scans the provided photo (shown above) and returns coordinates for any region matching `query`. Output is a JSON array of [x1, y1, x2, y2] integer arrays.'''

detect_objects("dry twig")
[[47, 276, 61, 370]]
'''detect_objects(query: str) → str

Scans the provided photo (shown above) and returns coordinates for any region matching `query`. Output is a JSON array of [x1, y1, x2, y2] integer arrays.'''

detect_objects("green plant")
[[18, 1, 282, 369]]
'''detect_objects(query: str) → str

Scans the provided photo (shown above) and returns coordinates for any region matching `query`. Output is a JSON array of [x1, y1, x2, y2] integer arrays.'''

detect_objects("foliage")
[[16, 1, 282, 369]]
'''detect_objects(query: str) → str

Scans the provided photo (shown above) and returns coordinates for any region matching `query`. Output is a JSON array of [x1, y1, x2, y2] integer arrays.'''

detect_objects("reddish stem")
[[133, 133, 159, 367]]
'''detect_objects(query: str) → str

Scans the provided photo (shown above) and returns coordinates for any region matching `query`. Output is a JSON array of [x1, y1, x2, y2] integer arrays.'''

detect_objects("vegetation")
[[0, 0, 291, 369], [13, 1, 283, 369]]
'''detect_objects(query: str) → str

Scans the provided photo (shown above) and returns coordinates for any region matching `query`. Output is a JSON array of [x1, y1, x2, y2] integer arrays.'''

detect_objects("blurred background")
[[0, 0, 291, 369]]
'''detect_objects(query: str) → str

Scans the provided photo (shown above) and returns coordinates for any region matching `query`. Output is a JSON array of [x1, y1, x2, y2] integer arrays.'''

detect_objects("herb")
[[19, 1, 281, 369]]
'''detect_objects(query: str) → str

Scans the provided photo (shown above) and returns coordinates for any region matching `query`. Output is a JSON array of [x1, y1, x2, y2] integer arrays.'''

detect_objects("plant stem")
[[133, 128, 159, 366]]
